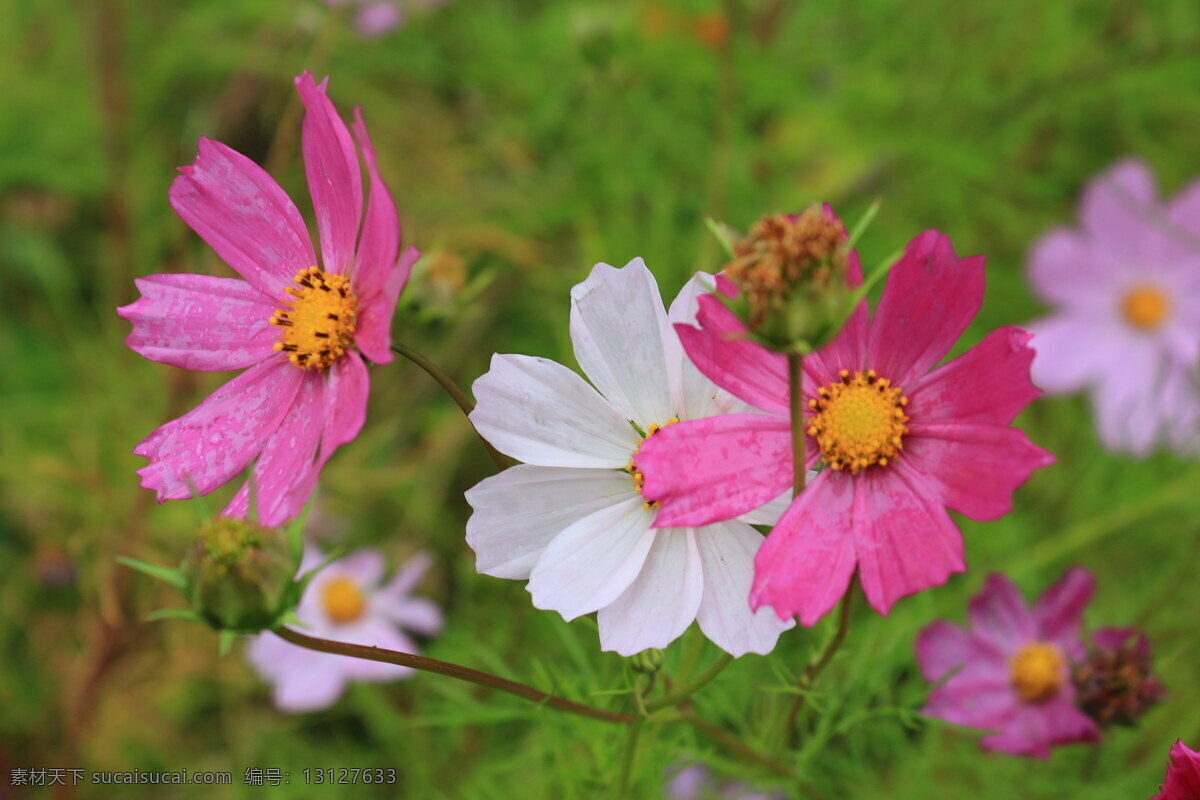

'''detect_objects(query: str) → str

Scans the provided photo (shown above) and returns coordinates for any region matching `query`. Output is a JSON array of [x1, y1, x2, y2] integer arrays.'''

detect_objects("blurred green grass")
[[2, 0, 1199, 797]]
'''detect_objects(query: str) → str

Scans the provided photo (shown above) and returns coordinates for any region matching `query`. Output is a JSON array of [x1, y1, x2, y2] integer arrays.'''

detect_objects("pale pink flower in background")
[[1151, 740, 1200, 800], [466, 259, 793, 657], [636, 230, 1053, 626], [324, 0, 450, 37], [119, 72, 418, 526], [666, 764, 782, 800], [915, 568, 1100, 758], [246, 546, 441, 712], [1026, 158, 1200, 455]]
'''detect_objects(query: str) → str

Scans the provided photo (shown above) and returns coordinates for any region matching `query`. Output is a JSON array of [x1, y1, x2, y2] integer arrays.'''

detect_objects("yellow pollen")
[[807, 369, 908, 474], [627, 417, 679, 509], [270, 267, 358, 370], [1121, 285, 1170, 330], [321, 576, 367, 624], [1010, 642, 1066, 703]]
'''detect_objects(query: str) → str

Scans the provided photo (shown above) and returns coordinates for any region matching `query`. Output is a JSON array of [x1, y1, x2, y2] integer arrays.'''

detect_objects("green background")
[[1, 0, 1198, 797]]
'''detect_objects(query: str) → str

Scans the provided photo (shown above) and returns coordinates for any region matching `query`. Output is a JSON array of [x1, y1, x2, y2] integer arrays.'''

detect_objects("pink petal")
[[349, 107, 402, 302], [866, 230, 985, 388], [635, 414, 796, 528], [924, 679, 1016, 732], [676, 292, 789, 416], [1026, 314, 1130, 395], [1079, 158, 1158, 255], [749, 472, 858, 626], [385, 598, 443, 636], [1026, 227, 1114, 308], [910, 327, 1042, 426], [803, 252, 869, 386], [134, 357, 304, 500], [1032, 566, 1094, 658], [224, 372, 325, 526], [967, 573, 1035, 655], [355, 246, 419, 364], [118, 274, 278, 371], [295, 72, 363, 275], [980, 697, 1099, 759], [851, 462, 966, 617], [170, 138, 316, 298], [246, 634, 349, 712], [915, 620, 1005, 683], [319, 350, 370, 463], [902, 422, 1053, 521], [1155, 740, 1200, 800]]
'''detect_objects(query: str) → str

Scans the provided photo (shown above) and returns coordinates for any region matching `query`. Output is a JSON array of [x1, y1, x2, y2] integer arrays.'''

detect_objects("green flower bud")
[[630, 648, 665, 675], [184, 517, 299, 633]]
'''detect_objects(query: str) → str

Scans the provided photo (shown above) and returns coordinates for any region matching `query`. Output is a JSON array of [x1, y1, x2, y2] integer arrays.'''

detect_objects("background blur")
[[2, 0, 1199, 797]]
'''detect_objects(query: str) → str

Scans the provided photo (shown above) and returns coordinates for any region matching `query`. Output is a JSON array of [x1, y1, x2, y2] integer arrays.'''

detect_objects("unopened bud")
[[630, 648, 665, 674], [184, 517, 299, 632], [722, 205, 852, 352], [1073, 627, 1166, 728]]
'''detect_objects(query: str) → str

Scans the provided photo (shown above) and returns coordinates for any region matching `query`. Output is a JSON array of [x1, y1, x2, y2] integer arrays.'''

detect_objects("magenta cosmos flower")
[[246, 546, 442, 712], [1151, 741, 1200, 800], [1027, 159, 1200, 455], [635, 229, 1053, 625], [118, 72, 418, 526], [915, 568, 1100, 758]]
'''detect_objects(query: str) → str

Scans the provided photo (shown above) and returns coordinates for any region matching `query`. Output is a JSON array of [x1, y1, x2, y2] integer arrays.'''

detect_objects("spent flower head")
[[719, 205, 856, 353]]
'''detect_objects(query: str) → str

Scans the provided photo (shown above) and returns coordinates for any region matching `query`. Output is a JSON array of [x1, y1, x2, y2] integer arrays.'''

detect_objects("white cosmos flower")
[[466, 258, 793, 657]]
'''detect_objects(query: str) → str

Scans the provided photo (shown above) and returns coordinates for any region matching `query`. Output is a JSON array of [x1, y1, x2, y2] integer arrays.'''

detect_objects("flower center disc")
[[1010, 642, 1065, 703], [1121, 285, 1170, 330], [321, 576, 367, 624], [627, 418, 679, 509], [807, 370, 908, 474], [271, 267, 358, 370]]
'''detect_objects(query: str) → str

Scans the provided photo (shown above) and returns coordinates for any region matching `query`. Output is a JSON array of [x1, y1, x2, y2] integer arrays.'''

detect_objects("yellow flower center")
[[321, 576, 367, 624], [627, 418, 679, 509], [1121, 285, 1170, 330], [807, 370, 908, 474], [1010, 642, 1066, 703], [270, 267, 358, 370]]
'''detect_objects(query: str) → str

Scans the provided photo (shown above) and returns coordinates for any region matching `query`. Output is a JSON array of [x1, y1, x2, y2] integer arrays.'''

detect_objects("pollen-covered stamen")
[[1010, 642, 1066, 703], [270, 266, 358, 370], [321, 576, 367, 624], [807, 369, 909, 474], [626, 417, 679, 509], [1121, 284, 1170, 331]]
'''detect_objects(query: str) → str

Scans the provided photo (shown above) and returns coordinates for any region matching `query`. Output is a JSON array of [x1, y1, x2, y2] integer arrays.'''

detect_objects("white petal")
[[694, 521, 794, 656], [527, 496, 656, 621], [666, 271, 758, 419], [470, 353, 639, 467], [570, 258, 675, 426], [597, 529, 705, 655], [466, 465, 638, 579]]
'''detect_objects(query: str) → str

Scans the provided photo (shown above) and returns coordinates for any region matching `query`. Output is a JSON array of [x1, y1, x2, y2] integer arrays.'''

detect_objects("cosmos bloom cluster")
[[118, 68, 1184, 782]]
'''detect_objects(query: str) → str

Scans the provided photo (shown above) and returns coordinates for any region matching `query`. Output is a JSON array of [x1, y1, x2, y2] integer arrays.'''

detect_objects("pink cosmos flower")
[[915, 568, 1100, 758], [1151, 741, 1200, 800], [466, 259, 793, 657], [1026, 159, 1200, 455], [246, 546, 442, 712], [635, 228, 1053, 625], [118, 72, 418, 526]]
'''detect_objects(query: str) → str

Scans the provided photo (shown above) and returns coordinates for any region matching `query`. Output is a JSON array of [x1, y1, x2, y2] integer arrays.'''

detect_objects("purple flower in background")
[[325, 0, 449, 38], [1026, 159, 1200, 455], [915, 568, 1100, 758], [666, 764, 783, 800], [246, 547, 442, 712]]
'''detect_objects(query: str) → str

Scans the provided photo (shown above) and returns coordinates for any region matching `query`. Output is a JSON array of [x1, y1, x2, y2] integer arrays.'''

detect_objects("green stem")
[[681, 706, 794, 779], [787, 352, 807, 497], [783, 578, 855, 740], [390, 342, 509, 470], [274, 627, 633, 725], [645, 653, 733, 713], [616, 716, 645, 799]]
